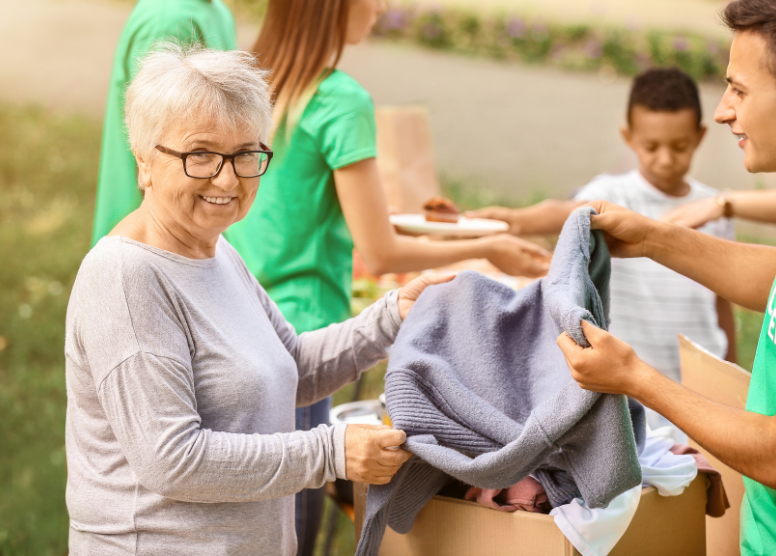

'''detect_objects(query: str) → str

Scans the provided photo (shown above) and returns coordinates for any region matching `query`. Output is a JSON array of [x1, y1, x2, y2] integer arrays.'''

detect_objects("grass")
[[0, 104, 100, 555], [0, 102, 766, 556]]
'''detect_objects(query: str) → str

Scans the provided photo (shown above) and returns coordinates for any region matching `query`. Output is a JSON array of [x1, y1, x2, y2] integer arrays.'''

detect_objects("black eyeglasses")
[[155, 144, 273, 179]]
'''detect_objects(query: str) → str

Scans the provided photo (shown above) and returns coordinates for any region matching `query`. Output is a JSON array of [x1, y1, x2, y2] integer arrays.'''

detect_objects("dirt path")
[[3, 0, 773, 232]]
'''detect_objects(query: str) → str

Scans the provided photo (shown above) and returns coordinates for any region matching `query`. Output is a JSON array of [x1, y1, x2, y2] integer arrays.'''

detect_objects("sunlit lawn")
[[0, 103, 766, 555]]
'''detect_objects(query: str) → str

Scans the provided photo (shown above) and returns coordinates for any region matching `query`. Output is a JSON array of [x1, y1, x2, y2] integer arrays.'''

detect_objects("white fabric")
[[575, 170, 734, 384], [645, 408, 688, 445], [551, 433, 697, 556]]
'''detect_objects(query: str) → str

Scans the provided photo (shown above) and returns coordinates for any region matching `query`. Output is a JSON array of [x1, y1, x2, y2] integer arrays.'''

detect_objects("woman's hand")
[[661, 197, 723, 229], [556, 320, 653, 397], [345, 425, 412, 485], [397, 274, 455, 320], [483, 234, 552, 278], [586, 200, 657, 259]]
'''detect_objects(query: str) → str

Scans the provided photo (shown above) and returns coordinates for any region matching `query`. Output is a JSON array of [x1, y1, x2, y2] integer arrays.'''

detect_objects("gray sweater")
[[356, 207, 646, 556], [65, 236, 402, 556]]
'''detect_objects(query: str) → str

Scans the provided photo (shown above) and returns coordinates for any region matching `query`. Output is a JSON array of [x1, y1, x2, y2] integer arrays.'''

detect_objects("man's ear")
[[135, 149, 152, 190], [695, 124, 708, 147]]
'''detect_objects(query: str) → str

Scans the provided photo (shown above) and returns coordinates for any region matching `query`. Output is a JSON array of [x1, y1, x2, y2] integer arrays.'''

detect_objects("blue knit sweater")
[[356, 207, 646, 556]]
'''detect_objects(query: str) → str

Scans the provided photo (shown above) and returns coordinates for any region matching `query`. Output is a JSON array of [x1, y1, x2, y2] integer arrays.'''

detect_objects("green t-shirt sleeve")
[[314, 79, 378, 171]]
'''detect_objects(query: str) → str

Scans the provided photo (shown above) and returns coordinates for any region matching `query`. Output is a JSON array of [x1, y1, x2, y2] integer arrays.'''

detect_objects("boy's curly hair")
[[627, 68, 702, 128]]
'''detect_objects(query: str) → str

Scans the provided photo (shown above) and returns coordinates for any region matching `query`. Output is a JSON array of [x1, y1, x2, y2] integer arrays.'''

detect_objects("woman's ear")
[[134, 149, 152, 191]]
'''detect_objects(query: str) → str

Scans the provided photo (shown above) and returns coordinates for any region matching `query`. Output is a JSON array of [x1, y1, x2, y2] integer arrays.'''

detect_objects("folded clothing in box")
[[356, 207, 647, 556]]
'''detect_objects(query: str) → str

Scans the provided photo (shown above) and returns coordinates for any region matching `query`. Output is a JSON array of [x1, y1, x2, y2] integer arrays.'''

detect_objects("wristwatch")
[[715, 195, 734, 218]]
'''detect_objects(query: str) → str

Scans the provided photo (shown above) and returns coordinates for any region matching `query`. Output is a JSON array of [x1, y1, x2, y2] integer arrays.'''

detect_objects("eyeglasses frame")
[[155, 144, 274, 179]]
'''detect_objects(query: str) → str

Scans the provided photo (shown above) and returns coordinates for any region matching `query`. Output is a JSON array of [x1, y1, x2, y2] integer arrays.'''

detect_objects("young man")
[[475, 68, 737, 440], [557, 1, 776, 553]]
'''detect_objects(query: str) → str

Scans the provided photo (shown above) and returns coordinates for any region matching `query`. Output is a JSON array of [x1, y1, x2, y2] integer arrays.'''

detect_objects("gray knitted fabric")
[[356, 207, 646, 556]]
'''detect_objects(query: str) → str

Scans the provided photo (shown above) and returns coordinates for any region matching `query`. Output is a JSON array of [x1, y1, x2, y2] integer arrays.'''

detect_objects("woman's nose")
[[212, 160, 240, 191]]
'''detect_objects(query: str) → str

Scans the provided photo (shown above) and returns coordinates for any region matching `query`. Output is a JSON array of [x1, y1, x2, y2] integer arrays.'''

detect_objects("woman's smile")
[[200, 195, 235, 206]]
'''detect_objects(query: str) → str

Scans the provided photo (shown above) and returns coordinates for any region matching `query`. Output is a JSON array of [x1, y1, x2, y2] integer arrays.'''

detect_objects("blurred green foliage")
[[0, 104, 99, 555], [372, 3, 730, 82]]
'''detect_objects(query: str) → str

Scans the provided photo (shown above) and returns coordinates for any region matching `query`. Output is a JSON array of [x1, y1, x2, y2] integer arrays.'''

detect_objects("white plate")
[[390, 214, 509, 237], [329, 400, 383, 426]]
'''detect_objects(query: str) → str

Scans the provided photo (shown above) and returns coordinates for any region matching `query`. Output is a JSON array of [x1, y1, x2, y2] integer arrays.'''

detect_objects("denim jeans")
[[295, 396, 332, 556]]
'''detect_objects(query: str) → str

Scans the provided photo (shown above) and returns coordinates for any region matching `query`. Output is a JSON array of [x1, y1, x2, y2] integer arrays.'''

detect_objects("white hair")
[[124, 41, 273, 184]]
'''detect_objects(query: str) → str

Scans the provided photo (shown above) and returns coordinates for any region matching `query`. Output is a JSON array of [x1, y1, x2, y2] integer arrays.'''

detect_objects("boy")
[[473, 68, 736, 440]]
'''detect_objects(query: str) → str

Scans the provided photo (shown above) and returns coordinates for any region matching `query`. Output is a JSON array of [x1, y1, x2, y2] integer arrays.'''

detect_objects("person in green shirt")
[[555, 1, 776, 553], [225, 0, 551, 553], [91, 0, 237, 246]]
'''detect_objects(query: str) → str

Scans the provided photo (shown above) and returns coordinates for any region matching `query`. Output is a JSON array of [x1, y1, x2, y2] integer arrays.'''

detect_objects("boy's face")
[[715, 31, 776, 173], [621, 107, 706, 194]]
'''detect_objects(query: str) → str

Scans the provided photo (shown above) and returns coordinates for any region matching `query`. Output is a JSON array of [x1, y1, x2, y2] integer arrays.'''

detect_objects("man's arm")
[[558, 321, 776, 488], [588, 200, 776, 312], [717, 296, 738, 363], [468, 200, 584, 236]]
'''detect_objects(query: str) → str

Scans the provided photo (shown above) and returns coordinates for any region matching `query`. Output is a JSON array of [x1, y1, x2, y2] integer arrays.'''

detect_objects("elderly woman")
[[65, 42, 442, 555]]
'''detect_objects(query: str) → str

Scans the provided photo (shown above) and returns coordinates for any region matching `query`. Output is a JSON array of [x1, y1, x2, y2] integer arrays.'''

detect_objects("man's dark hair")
[[627, 67, 702, 128], [723, 0, 776, 74]]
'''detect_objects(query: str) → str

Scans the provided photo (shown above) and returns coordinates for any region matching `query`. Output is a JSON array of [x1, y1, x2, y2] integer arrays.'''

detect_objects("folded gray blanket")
[[356, 207, 646, 556]]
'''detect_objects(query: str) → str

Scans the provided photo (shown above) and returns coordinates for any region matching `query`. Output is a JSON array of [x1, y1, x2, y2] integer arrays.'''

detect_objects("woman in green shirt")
[[92, 0, 237, 246], [225, 1, 550, 552]]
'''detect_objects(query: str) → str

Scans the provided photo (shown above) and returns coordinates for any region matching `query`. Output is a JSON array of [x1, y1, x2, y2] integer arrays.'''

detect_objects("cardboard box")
[[679, 334, 751, 556], [375, 106, 441, 214], [354, 474, 707, 556]]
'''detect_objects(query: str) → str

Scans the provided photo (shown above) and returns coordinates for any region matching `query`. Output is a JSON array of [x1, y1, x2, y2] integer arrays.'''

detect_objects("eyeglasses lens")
[[185, 152, 269, 178]]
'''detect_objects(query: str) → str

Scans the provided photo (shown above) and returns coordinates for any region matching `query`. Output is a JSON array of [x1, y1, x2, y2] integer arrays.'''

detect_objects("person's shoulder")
[[313, 70, 373, 112], [77, 237, 162, 288]]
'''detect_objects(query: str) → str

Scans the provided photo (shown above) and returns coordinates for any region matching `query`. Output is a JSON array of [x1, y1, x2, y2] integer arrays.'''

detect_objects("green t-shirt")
[[741, 277, 776, 555], [225, 70, 377, 333], [91, 0, 237, 246]]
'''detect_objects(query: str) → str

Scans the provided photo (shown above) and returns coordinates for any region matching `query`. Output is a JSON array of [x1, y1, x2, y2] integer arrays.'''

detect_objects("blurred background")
[[0, 0, 771, 554]]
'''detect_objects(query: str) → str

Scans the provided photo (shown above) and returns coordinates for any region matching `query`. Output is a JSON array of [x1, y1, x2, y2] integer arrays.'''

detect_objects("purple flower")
[[423, 22, 441, 40], [706, 41, 721, 55], [384, 9, 408, 31], [506, 17, 525, 38], [532, 23, 549, 37], [673, 36, 690, 52], [551, 44, 567, 61], [585, 40, 602, 59]]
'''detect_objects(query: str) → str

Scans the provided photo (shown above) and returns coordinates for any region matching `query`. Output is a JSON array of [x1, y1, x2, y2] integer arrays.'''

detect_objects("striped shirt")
[[575, 170, 734, 383]]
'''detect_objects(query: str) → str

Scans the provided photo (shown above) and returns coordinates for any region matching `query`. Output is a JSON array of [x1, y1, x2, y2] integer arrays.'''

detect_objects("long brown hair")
[[253, 0, 350, 137]]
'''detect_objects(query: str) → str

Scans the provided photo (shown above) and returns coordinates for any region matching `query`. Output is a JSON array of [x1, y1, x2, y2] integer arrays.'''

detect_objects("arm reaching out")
[[468, 199, 584, 236], [662, 189, 776, 228], [587, 200, 776, 311], [334, 159, 551, 277], [557, 320, 776, 489]]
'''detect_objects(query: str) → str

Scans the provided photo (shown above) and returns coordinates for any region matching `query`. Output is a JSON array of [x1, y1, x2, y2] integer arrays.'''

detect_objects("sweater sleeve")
[[97, 352, 344, 502], [294, 290, 403, 407]]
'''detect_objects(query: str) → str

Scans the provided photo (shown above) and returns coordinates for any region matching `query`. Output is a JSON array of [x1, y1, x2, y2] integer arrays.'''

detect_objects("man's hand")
[[556, 320, 654, 396], [586, 200, 658, 258], [661, 197, 723, 229], [397, 274, 455, 320], [344, 425, 412, 485]]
